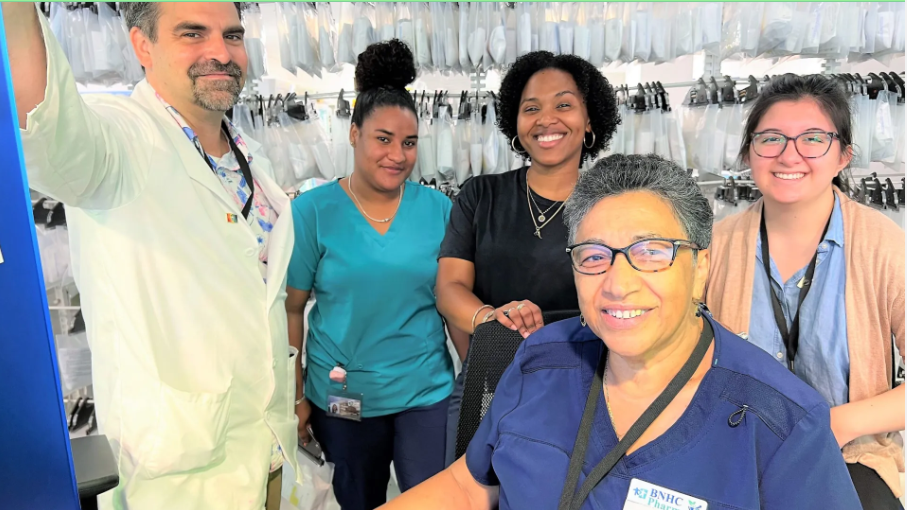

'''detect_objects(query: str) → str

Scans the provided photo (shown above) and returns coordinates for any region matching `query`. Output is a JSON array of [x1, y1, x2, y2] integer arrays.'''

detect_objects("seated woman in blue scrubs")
[[285, 40, 454, 510], [380, 154, 859, 510]]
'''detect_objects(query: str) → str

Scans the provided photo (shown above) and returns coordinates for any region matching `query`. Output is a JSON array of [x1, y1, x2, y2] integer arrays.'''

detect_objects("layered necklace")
[[349, 172, 404, 223], [526, 172, 567, 239]]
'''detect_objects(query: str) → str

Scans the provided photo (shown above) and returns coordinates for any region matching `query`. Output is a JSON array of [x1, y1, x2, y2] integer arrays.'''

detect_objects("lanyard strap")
[[558, 319, 715, 510], [758, 211, 831, 372], [205, 123, 255, 220]]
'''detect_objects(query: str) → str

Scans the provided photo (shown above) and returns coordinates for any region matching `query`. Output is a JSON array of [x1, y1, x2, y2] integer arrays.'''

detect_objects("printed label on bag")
[[623, 479, 708, 510]]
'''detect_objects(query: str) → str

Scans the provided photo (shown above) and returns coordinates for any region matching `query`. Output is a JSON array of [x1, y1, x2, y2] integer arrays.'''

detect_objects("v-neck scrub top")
[[466, 315, 860, 510], [288, 180, 454, 417]]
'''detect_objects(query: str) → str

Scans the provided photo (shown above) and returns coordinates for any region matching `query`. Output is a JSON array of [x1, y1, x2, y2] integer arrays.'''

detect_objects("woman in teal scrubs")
[[285, 40, 454, 510]]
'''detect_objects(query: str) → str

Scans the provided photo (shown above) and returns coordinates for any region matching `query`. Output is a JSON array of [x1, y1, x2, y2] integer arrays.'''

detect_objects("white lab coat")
[[21, 10, 301, 510]]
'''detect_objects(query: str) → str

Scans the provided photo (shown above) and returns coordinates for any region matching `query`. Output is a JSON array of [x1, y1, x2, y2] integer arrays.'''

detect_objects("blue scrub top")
[[288, 180, 454, 417], [466, 314, 860, 510]]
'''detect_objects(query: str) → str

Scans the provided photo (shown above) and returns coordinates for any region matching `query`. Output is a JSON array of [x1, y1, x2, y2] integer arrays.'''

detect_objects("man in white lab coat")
[[3, 3, 300, 509]]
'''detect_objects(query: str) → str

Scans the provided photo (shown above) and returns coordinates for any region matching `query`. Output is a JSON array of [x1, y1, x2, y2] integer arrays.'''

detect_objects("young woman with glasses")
[[379, 154, 859, 510], [707, 74, 905, 509]]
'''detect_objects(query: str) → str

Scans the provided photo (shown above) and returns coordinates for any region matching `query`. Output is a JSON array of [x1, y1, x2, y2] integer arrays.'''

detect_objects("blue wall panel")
[[0, 8, 81, 510]]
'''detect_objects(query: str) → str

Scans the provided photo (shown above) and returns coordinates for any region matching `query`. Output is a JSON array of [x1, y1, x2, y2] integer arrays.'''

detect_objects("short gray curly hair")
[[124, 2, 243, 43], [564, 154, 713, 249]]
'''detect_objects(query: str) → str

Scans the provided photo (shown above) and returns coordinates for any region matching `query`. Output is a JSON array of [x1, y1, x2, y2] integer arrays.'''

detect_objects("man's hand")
[[296, 399, 313, 444]]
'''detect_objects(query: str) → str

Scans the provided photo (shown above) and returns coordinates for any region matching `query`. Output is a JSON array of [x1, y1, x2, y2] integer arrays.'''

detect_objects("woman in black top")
[[437, 51, 619, 464]]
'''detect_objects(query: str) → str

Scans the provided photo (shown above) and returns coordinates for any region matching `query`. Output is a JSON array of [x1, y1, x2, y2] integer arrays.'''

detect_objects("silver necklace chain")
[[349, 172, 404, 224], [528, 186, 560, 222], [526, 174, 567, 239]]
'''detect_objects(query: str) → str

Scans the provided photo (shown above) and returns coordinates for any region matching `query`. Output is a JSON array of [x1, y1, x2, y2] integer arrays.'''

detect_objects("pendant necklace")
[[526, 172, 566, 239]]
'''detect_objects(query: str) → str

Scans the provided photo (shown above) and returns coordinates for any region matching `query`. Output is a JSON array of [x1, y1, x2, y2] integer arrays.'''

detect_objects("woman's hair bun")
[[355, 39, 416, 93]]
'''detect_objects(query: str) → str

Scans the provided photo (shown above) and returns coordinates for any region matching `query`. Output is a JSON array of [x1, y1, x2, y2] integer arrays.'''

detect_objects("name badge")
[[623, 479, 708, 510]]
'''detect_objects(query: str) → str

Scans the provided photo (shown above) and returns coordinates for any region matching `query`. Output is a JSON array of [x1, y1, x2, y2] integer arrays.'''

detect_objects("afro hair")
[[496, 52, 620, 162]]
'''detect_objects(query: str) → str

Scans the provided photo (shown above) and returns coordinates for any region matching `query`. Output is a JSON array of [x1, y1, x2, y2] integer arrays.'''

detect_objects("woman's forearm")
[[380, 458, 498, 510], [287, 310, 306, 396], [448, 324, 471, 362], [831, 384, 905, 446], [437, 281, 489, 334]]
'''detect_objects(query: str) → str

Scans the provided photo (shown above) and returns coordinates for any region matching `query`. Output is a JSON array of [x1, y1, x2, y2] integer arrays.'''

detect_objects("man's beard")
[[188, 61, 243, 112]]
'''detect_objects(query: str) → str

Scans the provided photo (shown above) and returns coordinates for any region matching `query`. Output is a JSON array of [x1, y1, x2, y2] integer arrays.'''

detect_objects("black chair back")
[[454, 310, 580, 460]]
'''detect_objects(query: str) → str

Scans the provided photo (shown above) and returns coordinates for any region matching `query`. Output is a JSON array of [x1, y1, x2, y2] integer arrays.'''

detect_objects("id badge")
[[326, 390, 363, 422], [623, 479, 708, 510]]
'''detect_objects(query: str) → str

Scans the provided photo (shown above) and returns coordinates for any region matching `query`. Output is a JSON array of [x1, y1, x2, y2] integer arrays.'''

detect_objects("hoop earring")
[[512, 136, 527, 154], [580, 315, 586, 327], [583, 131, 596, 149]]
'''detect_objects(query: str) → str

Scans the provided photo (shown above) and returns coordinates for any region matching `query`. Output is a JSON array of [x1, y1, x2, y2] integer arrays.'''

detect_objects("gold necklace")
[[348, 173, 404, 224], [526, 173, 566, 239]]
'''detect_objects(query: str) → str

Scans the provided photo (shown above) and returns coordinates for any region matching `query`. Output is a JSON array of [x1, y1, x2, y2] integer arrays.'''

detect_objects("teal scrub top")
[[288, 180, 454, 417]]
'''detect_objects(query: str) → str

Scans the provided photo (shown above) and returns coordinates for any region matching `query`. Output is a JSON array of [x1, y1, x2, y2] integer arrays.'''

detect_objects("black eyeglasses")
[[750, 131, 840, 159], [566, 238, 701, 275]]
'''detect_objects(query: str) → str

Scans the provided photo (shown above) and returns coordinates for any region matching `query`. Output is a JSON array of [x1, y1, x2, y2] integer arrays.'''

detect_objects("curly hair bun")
[[355, 39, 416, 93]]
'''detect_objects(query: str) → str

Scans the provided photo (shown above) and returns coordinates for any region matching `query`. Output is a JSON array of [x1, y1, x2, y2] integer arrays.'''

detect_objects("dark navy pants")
[[444, 369, 467, 467], [848, 463, 905, 510], [309, 396, 450, 510]]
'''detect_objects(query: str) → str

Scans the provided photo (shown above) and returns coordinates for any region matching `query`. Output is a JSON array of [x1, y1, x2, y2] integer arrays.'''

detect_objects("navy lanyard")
[[205, 123, 254, 220], [758, 211, 831, 372], [558, 320, 714, 510]]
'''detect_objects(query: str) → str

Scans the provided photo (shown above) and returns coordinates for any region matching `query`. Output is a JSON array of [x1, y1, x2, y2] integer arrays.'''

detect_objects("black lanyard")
[[557, 319, 714, 510], [204, 123, 254, 220], [758, 211, 831, 372]]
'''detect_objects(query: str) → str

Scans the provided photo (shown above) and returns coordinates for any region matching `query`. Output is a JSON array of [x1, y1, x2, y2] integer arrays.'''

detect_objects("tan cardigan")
[[705, 187, 905, 497]]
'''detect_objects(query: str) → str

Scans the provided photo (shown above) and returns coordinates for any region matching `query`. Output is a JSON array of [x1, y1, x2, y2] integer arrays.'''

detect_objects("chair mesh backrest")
[[455, 310, 580, 460]]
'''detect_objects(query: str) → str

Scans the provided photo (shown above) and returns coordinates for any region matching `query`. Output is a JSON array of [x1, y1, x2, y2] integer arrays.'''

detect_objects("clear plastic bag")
[[483, 99, 500, 174], [558, 3, 575, 57], [273, 112, 306, 191], [720, 3, 742, 60], [95, 4, 126, 85], [636, 110, 655, 155], [673, 3, 694, 59], [300, 109, 336, 180], [417, 109, 437, 182], [874, 3, 895, 55], [516, 2, 533, 57], [276, 3, 298, 74], [772, 3, 808, 56], [376, 2, 396, 42], [470, 106, 484, 177], [332, 113, 353, 178], [723, 103, 745, 171], [817, 3, 844, 58], [700, 3, 722, 56], [851, 93, 873, 170], [316, 3, 340, 73], [531, 2, 541, 52], [486, 2, 507, 68], [619, 3, 637, 63], [712, 104, 733, 174], [436, 105, 455, 182], [395, 2, 416, 55], [605, 4, 623, 63], [243, 3, 267, 81], [504, 5, 518, 66], [65, 7, 89, 84], [650, 3, 672, 63], [299, 3, 323, 78], [634, 3, 652, 63], [442, 3, 460, 73], [741, 3, 765, 58], [336, 2, 356, 66], [759, 2, 795, 55], [459, 3, 472, 71], [871, 91, 895, 162], [430, 3, 448, 73], [414, 3, 433, 71], [623, 110, 637, 155], [573, 3, 590, 61], [352, 3, 376, 61], [467, 2, 485, 70], [694, 104, 720, 173], [653, 109, 669, 160], [893, 98, 905, 166], [893, 3, 906, 55], [540, 2, 560, 55], [455, 115, 473, 184], [587, 3, 606, 67], [666, 109, 687, 170], [799, 3, 822, 56]]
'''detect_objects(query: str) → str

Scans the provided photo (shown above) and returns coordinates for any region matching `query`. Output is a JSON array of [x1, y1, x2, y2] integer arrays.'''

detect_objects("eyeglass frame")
[[749, 130, 841, 159], [565, 238, 702, 275]]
